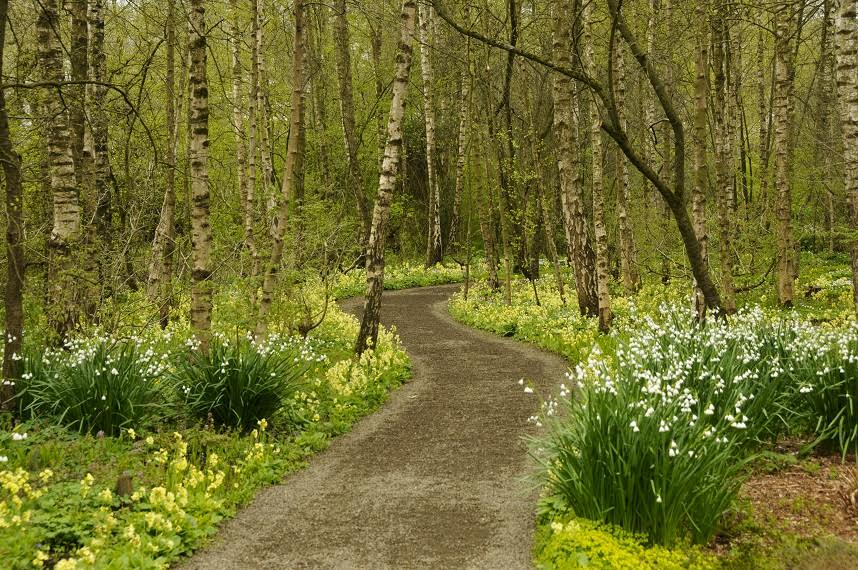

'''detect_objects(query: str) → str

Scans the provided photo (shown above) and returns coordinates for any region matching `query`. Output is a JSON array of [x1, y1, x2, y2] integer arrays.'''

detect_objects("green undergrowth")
[[449, 254, 858, 568], [333, 260, 480, 299], [0, 287, 410, 569], [534, 514, 717, 570]]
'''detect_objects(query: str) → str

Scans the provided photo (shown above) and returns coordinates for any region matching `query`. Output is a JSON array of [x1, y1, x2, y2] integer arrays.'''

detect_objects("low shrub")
[[534, 515, 716, 570]]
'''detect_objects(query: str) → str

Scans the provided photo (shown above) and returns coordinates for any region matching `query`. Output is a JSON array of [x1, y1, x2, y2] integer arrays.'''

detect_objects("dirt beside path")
[[179, 284, 567, 569]]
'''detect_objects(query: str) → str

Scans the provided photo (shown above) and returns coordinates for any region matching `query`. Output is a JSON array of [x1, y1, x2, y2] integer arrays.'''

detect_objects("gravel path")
[[179, 284, 567, 569]]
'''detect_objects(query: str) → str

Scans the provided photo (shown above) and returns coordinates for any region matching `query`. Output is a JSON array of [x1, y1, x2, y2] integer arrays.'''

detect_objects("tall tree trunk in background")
[[692, 3, 710, 319], [254, 2, 275, 232], [246, 0, 261, 284], [757, 29, 771, 214], [89, 0, 111, 246], [774, 4, 795, 307], [148, 0, 178, 328], [308, 7, 334, 195], [420, 3, 443, 267], [189, 0, 213, 349], [835, 0, 858, 315], [256, 0, 306, 337], [475, 109, 500, 291], [39, 0, 82, 340], [613, 42, 641, 293], [371, 27, 386, 175], [355, 0, 418, 355], [230, 0, 257, 278], [1, 0, 24, 408], [68, 0, 89, 192], [449, 8, 471, 249], [645, 0, 671, 283], [713, 0, 736, 313], [818, 0, 836, 253], [583, 1, 612, 332], [552, 0, 598, 317], [333, 0, 371, 251]]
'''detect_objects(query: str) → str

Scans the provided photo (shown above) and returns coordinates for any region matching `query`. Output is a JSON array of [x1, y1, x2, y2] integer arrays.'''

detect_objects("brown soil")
[[740, 454, 858, 543], [178, 285, 567, 569]]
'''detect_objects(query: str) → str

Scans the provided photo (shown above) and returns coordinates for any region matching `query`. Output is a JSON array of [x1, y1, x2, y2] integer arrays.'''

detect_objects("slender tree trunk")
[[713, 0, 736, 313], [254, 4, 275, 233], [774, 4, 795, 307], [420, 3, 443, 267], [0, 0, 23, 408], [757, 30, 771, 213], [583, 1, 612, 331], [147, 0, 178, 328], [245, 0, 261, 285], [449, 9, 471, 249], [230, 0, 257, 280], [39, 0, 82, 340], [256, 0, 306, 337], [308, 7, 334, 196], [89, 0, 111, 246], [693, 3, 710, 318], [817, 0, 836, 253], [371, 27, 386, 175], [355, 0, 418, 355], [333, 0, 371, 250], [552, 0, 598, 316], [835, 0, 858, 315], [68, 0, 89, 193], [189, 0, 213, 349], [613, 41, 641, 293]]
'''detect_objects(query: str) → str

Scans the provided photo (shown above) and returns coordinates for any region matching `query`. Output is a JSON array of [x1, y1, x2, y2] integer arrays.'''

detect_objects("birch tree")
[[189, 0, 213, 349], [148, 0, 178, 327], [39, 0, 82, 339], [692, 2, 710, 318], [355, 0, 418, 355], [583, 0, 612, 331], [613, 42, 641, 293], [420, 3, 443, 267], [773, 4, 796, 307], [256, 0, 306, 337], [551, 0, 598, 317], [835, 0, 858, 314]]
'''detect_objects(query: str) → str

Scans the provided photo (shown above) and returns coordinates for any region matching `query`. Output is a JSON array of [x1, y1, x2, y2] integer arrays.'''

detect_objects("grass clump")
[[175, 334, 311, 432], [18, 337, 172, 436]]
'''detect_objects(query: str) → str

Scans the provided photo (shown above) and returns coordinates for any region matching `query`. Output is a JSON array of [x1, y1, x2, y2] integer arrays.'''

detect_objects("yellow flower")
[[32, 550, 49, 568], [39, 469, 54, 484], [97, 488, 113, 504], [126, 428, 137, 440], [257, 418, 268, 431], [145, 436, 154, 446], [55, 559, 78, 570]]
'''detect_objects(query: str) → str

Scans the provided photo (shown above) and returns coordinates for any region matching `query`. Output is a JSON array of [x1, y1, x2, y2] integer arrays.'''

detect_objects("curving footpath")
[[179, 284, 567, 569]]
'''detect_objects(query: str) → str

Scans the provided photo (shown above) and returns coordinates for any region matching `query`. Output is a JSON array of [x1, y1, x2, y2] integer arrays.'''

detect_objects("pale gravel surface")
[[178, 284, 567, 569]]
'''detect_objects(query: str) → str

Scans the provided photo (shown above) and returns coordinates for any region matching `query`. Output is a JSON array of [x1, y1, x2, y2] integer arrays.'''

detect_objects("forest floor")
[[179, 284, 566, 569]]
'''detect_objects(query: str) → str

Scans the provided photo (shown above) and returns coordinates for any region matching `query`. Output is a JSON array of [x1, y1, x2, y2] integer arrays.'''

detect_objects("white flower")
[[11, 432, 27, 441], [704, 403, 715, 416], [523, 387, 534, 394], [645, 407, 655, 417], [658, 420, 670, 433], [518, 378, 524, 385], [656, 494, 663, 503], [630, 420, 639, 433], [0, 455, 7, 462], [101, 395, 107, 401], [668, 440, 678, 457], [110, 367, 119, 375]]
